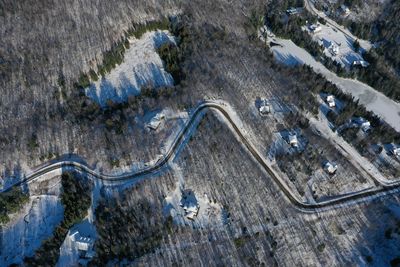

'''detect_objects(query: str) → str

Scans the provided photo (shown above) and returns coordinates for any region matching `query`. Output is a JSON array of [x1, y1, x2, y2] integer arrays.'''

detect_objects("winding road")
[[2, 101, 400, 212]]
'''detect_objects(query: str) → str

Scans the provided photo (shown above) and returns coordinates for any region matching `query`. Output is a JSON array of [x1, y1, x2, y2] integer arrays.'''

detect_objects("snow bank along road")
[[2, 101, 400, 213]]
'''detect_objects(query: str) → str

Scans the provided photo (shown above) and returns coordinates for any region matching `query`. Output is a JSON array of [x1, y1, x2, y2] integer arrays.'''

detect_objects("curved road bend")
[[2, 101, 400, 213]]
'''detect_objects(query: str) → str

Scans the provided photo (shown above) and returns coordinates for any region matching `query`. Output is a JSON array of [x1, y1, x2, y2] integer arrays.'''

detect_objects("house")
[[183, 202, 199, 220], [324, 162, 338, 174], [353, 117, 372, 132], [147, 113, 165, 130], [326, 95, 335, 108], [391, 146, 400, 158], [341, 5, 350, 15], [309, 24, 322, 33], [329, 43, 340, 56], [259, 99, 271, 115], [180, 189, 199, 220], [361, 121, 371, 132], [353, 60, 369, 67], [288, 134, 298, 147], [70, 230, 95, 258], [286, 7, 301, 15]]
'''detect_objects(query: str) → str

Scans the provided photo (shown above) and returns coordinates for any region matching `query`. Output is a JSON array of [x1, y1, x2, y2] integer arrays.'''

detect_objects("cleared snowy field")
[[85, 30, 176, 106], [266, 30, 400, 132], [304, 23, 365, 68], [0, 195, 64, 266]]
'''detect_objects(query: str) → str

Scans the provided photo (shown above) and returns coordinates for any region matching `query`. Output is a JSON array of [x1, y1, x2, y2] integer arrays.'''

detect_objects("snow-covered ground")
[[0, 192, 64, 265], [57, 219, 97, 267], [264, 28, 400, 132], [163, 162, 225, 228], [304, 0, 372, 51], [57, 174, 100, 267], [85, 30, 176, 106], [304, 23, 365, 68]]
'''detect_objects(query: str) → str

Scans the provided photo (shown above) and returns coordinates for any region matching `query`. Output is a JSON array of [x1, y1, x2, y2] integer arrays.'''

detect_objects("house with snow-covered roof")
[[309, 24, 322, 34], [288, 134, 298, 147], [324, 162, 338, 175], [326, 95, 335, 108], [259, 99, 271, 116], [69, 230, 95, 259]]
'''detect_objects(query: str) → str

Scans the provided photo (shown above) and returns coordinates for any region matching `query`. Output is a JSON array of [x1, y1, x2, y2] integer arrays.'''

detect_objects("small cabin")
[[324, 162, 338, 174]]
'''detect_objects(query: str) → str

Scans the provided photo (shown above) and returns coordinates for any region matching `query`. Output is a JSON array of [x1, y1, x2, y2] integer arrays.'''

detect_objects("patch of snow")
[[0, 194, 64, 266], [85, 30, 176, 106]]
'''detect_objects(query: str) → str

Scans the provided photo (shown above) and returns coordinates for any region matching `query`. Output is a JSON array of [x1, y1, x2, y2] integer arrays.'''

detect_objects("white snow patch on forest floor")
[[85, 30, 176, 106], [264, 29, 400, 132], [0, 195, 64, 266]]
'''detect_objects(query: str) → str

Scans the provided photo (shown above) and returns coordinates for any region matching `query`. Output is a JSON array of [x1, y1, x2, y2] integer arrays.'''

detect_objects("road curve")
[[2, 101, 399, 212]]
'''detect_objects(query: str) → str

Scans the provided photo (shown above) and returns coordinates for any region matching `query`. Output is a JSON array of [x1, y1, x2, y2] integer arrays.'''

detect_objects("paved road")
[[2, 101, 399, 212]]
